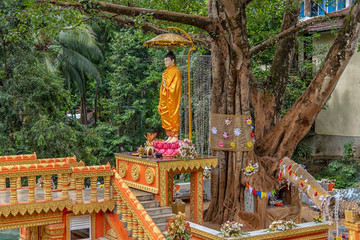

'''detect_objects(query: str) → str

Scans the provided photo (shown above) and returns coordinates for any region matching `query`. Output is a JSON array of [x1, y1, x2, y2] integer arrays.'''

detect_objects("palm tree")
[[47, 25, 103, 124]]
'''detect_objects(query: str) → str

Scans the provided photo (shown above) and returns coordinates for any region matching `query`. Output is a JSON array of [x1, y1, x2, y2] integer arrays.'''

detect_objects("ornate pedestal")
[[115, 153, 218, 224]]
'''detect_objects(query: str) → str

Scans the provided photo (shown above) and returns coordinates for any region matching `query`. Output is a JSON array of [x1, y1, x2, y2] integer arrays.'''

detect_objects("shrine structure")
[[0, 152, 358, 239]]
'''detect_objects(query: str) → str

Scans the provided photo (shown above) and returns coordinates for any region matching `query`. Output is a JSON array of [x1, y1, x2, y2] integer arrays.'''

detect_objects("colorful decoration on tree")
[[222, 131, 229, 139], [278, 157, 331, 210], [245, 183, 276, 199], [212, 127, 218, 134], [225, 117, 232, 126], [242, 162, 259, 176], [210, 113, 254, 151], [245, 117, 252, 125], [234, 128, 242, 136]]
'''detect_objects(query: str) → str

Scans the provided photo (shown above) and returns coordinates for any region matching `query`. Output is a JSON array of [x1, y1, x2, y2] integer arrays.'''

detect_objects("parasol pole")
[[167, 27, 195, 140]]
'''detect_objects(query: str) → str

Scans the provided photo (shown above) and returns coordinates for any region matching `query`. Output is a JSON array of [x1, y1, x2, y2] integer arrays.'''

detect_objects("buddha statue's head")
[[164, 50, 176, 68]]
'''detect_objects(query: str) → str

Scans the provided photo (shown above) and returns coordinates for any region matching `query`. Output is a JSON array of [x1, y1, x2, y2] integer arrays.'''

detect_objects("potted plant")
[[320, 178, 336, 191], [164, 212, 192, 240]]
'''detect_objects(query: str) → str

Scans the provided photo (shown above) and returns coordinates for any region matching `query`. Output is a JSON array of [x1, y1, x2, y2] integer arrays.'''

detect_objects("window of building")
[[70, 215, 91, 240], [301, 0, 349, 18]]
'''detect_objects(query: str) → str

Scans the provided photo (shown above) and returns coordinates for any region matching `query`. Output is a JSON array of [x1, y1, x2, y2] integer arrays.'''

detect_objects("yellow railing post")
[[76, 178, 83, 204], [61, 173, 69, 200], [122, 202, 128, 223], [90, 176, 98, 202], [0, 177, 6, 191], [132, 218, 139, 238], [44, 175, 52, 201], [104, 176, 111, 201], [10, 177, 18, 204], [16, 176, 21, 189], [127, 208, 133, 230], [28, 176, 36, 203]]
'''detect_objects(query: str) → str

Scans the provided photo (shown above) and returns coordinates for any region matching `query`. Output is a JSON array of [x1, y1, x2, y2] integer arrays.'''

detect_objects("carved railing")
[[70, 163, 115, 214], [0, 162, 72, 217], [111, 170, 165, 240]]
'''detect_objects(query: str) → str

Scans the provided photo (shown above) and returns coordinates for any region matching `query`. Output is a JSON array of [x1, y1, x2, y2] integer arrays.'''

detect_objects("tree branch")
[[41, 0, 213, 31], [250, 9, 348, 57], [63, 16, 94, 30], [256, 1, 360, 158], [83, 10, 210, 48]]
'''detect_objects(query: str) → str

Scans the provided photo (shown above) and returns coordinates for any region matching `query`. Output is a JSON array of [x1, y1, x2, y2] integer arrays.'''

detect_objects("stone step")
[[140, 200, 159, 209], [131, 188, 154, 201], [151, 213, 175, 225], [157, 222, 168, 232], [146, 206, 173, 217]]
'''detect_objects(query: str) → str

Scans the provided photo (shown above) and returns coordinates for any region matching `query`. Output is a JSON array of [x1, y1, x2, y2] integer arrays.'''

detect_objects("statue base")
[[153, 140, 180, 157]]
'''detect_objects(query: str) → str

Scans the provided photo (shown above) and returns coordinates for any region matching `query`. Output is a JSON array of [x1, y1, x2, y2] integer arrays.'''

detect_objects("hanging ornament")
[[247, 142, 253, 148], [250, 132, 254, 138], [224, 118, 232, 126], [230, 142, 236, 148], [218, 142, 224, 147], [212, 127, 218, 134]]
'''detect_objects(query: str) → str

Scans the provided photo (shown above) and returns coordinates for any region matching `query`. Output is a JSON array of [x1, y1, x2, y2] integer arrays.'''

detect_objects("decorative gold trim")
[[115, 154, 158, 167], [158, 158, 218, 172], [0, 199, 72, 217], [0, 160, 38, 166], [123, 180, 159, 194], [160, 168, 167, 206], [70, 171, 113, 178], [118, 162, 127, 178], [105, 213, 121, 239], [190, 173, 195, 222], [72, 200, 115, 215], [145, 167, 155, 185], [0, 168, 71, 178], [0, 212, 63, 231], [131, 164, 140, 181], [196, 171, 203, 224]]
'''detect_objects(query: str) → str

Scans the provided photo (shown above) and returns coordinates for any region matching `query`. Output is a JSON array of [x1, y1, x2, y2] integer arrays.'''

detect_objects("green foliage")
[[317, 141, 360, 189], [97, 27, 164, 161], [291, 143, 312, 163], [0, 0, 102, 164]]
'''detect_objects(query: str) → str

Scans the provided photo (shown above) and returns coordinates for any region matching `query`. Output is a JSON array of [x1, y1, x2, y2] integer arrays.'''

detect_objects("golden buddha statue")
[[158, 51, 181, 143]]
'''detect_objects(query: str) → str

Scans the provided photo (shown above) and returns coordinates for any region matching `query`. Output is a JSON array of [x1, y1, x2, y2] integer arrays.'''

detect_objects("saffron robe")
[[158, 65, 181, 132]]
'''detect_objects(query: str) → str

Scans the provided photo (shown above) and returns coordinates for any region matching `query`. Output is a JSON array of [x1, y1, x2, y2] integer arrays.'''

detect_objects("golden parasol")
[[144, 27, 196, 140]]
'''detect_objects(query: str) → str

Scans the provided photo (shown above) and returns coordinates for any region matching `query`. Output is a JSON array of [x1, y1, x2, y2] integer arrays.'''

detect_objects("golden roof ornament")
[[143, 33, 192, 49]]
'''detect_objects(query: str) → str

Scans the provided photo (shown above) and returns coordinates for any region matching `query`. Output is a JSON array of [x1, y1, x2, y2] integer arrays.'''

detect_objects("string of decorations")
[[245, 183, 276, 199]]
